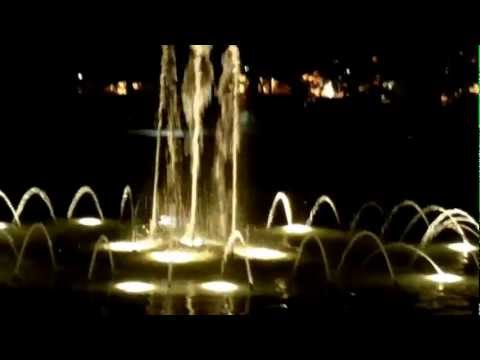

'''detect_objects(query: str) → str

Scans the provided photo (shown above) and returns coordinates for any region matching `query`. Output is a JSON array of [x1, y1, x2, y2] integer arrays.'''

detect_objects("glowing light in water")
[[447, 242, 478, 255], [76, 217, 102, 227], [103, 239, 160, 253], [148, 249, 212, 264], [158, 215, 177, 228], [179, 236, 205, 248], [0, 222, 9, 230], [233, 246, 290, 261], [200, 281, 239, 294], [282, 224, 313, 235], [424, 273, 462, 284], [115, 281, 156, 294]]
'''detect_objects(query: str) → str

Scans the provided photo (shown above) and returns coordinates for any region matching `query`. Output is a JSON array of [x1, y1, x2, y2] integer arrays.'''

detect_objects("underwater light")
[[158, 215, 177, 228], [179, 236, 205, 248], [103, 239, 160, 253], [0, 222, 9, 230], [199, 281, 239, 294], [424, 273, 463, 284], [282, 224, 313, 235], [148, 249, 212, 264], [233, 246, 290, 261], [114, 281, 156, 294], [76, 217, 102, 227], [447, 242, 477, 255]]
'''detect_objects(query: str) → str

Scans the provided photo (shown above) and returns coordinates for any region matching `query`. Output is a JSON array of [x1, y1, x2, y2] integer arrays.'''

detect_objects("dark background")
[[0, 39, 477, 225]]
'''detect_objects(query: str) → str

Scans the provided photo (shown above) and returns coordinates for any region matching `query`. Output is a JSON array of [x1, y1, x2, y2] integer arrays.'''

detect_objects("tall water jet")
[[336, 231, 395, 281], [67, 186, 104, 220], [164, 46, 183, 229], [213, 45, 241, 238], [0, 190, 20, 225], [230, 45, 241, 234], [150, 45, 181, 235], [15, 187, 56, 221], [14, 223, 56, 274], [182, 45, 214, 241], [267, 192, 293, 228], [88, 235, 115, 280], [306, 195, 340, 226], [293, 236, 331, 281], [380, 200, 428, 239], [350, 201, 384, 232]]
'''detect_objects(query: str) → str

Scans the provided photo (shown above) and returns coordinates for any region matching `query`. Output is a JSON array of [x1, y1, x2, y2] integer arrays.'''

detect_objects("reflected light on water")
[[200, 281, 239, 294], [76, 217, 102, 227], [282, 224, 313, 235], [103, 239, 160, 253], [424, 273, 463, 284], [148, 249, 212, 264], [233, 246, 290, 261], [158, 215, 177, 228], [447, 242, 477, 255], [115, 281, 156, 294], [179, 236, 205, 248]]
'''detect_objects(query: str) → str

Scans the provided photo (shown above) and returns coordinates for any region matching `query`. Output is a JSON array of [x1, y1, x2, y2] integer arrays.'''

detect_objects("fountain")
[[14, 223, 57, 275], [67, 186, 104, 221], [350, 201, 384, 232], [306, 195, 340, 227], [266, 192, 293, 228], [0, 44, 477, 316], [336, 231, 395, 281], [293, 236, 331, 281], [380, 200, 429, 240], [15, 187, 56, 222], [0, 190, 20, 225], [88, 235, 115, 280]]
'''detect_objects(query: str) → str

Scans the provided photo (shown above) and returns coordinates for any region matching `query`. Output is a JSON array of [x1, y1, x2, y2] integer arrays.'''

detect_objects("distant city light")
[[346, 68, 351, 75], [105, 81, 128, 96], [440, 94, 449, 106], [77, 72, 83, 81], [321, 81, 335, 99], [469, 83, 479, 94], [132, 82, 142, 91], [372, 55, 379, 64], [244, 65, 249, 73]]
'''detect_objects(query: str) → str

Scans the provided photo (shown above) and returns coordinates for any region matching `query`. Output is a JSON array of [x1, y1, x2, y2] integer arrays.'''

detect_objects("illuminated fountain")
[[0, 44, 477, 315]]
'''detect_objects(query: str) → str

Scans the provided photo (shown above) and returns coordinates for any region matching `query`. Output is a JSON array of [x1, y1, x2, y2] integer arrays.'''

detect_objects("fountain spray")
[[182, 45, 214, 241]]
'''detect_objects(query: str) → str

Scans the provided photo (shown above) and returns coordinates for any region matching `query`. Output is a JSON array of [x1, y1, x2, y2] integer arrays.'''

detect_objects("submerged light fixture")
[[199, 281, 239, 294], [76, 217, 102, 227]]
